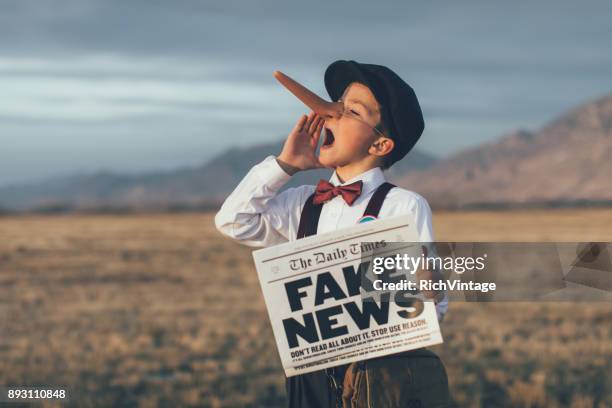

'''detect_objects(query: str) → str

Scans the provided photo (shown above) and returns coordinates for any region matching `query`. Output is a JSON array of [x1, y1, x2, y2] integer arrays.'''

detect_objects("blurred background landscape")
[[1, 212, 611, 407], [1, 0, 611, 407]]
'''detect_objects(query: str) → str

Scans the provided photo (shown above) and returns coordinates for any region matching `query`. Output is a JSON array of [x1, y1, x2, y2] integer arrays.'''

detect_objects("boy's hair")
[[373, 110, 394, 170], [325, 60, 425, 171], [379, 151, 394, 171]]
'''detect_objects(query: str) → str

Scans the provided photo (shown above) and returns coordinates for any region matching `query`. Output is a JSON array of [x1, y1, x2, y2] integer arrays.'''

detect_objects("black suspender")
[[296, 181, 396, 240], [362, 182, 396, 219], [296, 193, 325, 240]]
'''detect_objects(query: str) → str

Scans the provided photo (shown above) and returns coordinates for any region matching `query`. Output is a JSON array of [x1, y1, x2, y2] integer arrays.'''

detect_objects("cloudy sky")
[[1, 0, 611, 186]]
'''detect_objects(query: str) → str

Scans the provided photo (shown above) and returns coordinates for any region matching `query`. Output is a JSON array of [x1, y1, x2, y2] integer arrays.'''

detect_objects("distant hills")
[[1, 93, 611, 212], [398, 94, 612, 208], [0, 140, 435, 212]]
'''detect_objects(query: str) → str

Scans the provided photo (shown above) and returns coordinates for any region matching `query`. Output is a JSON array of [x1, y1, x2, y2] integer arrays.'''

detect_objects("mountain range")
[[0, 140, 434, 212], [399, 93, 612, 208], [1, 93, 610, 212]]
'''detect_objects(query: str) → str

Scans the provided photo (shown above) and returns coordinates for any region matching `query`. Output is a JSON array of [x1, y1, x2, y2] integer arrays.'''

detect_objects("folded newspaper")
[[252, 215, 443, 377]]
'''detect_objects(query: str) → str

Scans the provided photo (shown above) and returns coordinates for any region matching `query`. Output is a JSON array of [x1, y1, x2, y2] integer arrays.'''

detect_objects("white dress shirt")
[[215, 155, 448, 321]]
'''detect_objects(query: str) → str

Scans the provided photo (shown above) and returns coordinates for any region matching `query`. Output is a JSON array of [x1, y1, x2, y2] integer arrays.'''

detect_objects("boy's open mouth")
[[322, 128, 335, 147]]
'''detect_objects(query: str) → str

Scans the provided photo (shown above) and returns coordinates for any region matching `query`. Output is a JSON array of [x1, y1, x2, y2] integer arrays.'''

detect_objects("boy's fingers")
[[293, 115, 308, 134], [316, 116, 324, 130], [316, 116, 325, 133], [308, 115, 322, 134], [305, 111, 316, 130], [313, 119, 324, 141], [316, 118, 324, 133], [416, 267, 442, 300], [312, 122, 323, 148]]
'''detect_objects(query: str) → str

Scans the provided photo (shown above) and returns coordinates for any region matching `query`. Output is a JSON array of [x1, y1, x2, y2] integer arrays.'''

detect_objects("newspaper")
[[252, 216, 443, 377]]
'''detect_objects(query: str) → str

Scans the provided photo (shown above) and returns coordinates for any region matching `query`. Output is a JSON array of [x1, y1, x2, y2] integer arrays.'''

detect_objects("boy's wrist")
[[275, 156, 300, 176]]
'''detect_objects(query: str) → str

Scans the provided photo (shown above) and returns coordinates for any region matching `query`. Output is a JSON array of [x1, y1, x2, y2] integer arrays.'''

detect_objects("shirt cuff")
[[256, 155, 293, 190]]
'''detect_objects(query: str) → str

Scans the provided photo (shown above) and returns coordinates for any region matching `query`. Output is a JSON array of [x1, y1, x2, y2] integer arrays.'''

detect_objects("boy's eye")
[[349, 109, 360, 116]]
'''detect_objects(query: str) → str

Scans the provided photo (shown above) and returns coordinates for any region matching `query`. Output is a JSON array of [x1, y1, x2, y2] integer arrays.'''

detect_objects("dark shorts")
[[286, 348, 451, 408]]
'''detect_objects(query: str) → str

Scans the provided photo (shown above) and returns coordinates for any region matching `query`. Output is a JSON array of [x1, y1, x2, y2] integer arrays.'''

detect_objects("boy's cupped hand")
[[416, 245, 445, 304], [277, 111, 325, 175], [416, 267, 445, 304]]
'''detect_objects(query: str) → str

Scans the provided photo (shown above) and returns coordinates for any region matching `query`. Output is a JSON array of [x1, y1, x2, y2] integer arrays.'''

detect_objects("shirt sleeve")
[[214, 155, 313, 247], [379, 189, 449, 323]]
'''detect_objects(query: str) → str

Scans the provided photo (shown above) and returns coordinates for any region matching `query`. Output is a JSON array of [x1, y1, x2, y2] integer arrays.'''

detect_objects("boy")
[[216, 60, 450, 408]]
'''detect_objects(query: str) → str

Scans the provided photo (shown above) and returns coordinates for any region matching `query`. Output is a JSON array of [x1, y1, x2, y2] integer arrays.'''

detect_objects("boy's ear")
[[369, 136, 395, 158]]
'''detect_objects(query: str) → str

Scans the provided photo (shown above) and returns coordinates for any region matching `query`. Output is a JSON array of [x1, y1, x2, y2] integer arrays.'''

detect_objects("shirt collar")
[[329, 166, 386, 196]]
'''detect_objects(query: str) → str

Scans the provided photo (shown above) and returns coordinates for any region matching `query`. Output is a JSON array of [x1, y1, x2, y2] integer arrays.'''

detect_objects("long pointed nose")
[[273, 71, 343, 119]]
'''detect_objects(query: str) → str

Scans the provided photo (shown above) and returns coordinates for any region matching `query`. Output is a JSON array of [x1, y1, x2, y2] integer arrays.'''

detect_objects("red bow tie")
[[313, 179, 363, 206]]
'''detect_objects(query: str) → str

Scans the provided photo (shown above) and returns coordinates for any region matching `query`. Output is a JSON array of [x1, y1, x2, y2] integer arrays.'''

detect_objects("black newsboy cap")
[[324, 60, 425, 165]]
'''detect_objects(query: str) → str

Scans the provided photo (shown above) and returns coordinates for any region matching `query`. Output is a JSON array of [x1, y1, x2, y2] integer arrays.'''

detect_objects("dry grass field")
[[1, 209, 611, 407]]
